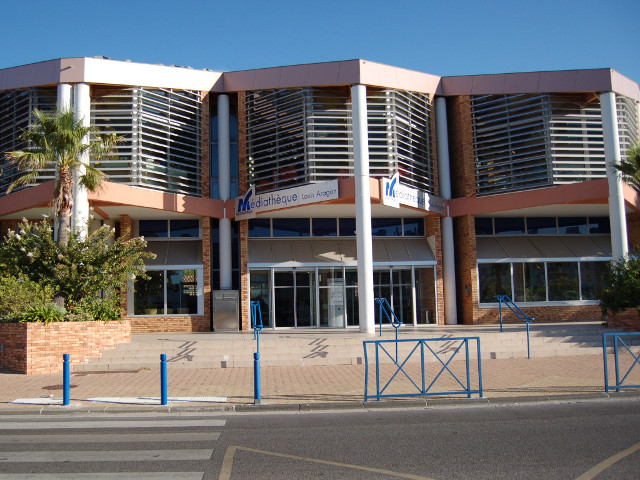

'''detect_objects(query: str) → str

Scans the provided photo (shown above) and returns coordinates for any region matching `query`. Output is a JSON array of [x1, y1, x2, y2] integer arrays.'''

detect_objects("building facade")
[[1, 58, 638, 333]]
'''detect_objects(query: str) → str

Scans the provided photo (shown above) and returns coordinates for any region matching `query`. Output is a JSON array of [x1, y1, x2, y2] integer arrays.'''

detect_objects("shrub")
[[73, 296, 122, 322], [0, 275, 54, 318], [19, 303, 66, 324], [599, 254, 640, 314]]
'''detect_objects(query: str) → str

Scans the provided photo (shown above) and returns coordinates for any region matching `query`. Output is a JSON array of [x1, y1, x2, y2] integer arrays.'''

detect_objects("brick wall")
[[127, 316, 210, 333], [237, 92, 250, 331], [477, 304, 603, 325], [628, 211, 640, 251], [0, 321, 131, 375], [607, 308, 640, 331]]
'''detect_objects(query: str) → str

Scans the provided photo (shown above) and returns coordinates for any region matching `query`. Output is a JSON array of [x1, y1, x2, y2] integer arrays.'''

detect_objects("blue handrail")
[[375, 298, 403, 361], [603, 332, 640, 393], [496, 295, 535, 359], [250, 301, 263, 404]]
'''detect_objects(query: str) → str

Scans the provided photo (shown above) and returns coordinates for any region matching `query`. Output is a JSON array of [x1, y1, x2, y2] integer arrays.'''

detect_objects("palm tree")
[[612, 142, 640, 195], [5, 109, 118, 246]]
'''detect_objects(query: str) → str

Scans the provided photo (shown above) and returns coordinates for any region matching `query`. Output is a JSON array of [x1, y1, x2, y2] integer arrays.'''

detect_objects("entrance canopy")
[[248, 238, 436, 268], [476, 235, 612, 262]]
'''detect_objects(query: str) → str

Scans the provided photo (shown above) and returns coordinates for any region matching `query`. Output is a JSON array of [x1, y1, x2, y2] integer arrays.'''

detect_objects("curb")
[[2, 390, 640, 415]]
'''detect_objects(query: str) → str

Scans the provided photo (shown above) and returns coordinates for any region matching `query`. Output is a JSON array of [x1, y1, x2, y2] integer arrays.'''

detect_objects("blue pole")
[[603, 334, 610, 392], [63, 354, 70, 406], [160, 354, 167, 405], [526, 323, 531, 359], [254, 352, 261, 404], [498, 298, 503, 332]]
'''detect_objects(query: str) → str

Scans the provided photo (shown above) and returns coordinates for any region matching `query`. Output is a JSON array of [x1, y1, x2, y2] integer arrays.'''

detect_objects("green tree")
[[5, 109, 118, 246], [612, 142, 640, 194], [0, 218, 154, 312]]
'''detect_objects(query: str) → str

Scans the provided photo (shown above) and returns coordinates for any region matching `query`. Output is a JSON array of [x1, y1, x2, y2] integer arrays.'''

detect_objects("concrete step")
[[73, 323, 636, 372]]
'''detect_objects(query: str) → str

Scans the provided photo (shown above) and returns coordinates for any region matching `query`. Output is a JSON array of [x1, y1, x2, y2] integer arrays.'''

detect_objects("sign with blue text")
[[382, 173, 446, 215], [235, 180, 339, 219]]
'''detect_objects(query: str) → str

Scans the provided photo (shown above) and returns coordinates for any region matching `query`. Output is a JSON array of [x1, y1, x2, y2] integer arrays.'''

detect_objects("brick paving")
[[1, 352, 638, 410]]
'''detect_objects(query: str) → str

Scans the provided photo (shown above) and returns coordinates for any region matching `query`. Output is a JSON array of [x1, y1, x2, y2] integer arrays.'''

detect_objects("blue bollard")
[[160, 354, 167, 405], [63, 354, 70, 406], [254, 352, 261, 405]]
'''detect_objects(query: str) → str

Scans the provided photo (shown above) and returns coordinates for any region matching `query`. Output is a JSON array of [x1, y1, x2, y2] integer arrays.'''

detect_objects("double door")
[[273, 270, 315, 328]]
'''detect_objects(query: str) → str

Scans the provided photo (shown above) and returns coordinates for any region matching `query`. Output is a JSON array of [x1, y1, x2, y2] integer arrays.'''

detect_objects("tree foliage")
[[599, 254, 640, 314], [0, 218, 155, 319], [5, 109, 119, 245], [612, 142, 640, 194]]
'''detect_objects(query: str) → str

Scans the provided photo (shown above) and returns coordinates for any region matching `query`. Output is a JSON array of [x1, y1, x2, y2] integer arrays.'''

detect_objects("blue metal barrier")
[[375, 297, 403, 338], [250, 301, 263, 404], [363, 337, 483, 401], [160, 354, 168, 405], [603, 332, 640, 393], [497, 295, 535, 359]]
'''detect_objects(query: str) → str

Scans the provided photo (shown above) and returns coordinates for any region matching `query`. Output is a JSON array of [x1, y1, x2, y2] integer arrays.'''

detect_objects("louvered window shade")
[[246, 87, 434, 194], [471, 93, 639, 196], [0, 88, 57, 194], [92, 87, 202, 196]]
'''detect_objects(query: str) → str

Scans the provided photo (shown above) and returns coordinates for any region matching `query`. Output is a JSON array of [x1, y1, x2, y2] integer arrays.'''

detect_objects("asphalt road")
[[1, 398, 639, 479]]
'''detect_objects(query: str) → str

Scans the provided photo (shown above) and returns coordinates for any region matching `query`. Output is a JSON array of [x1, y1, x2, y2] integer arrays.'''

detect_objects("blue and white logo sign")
[[382, 172, 400, 208], [235, 180, 339, 219], [382, 173, 446, 215]]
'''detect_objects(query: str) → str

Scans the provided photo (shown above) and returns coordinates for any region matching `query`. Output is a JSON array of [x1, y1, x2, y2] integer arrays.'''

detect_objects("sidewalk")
[[2, 352, 639, 412]]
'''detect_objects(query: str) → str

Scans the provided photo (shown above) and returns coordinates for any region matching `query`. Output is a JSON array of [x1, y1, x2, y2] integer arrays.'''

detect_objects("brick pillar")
[[201, 216, 212, 331], [426, 216, 445, 324], [447, 96, 475, 198], [627, 211, 640, 251], [454, 215, 478, 324], [200, 91, 211, 198], [237, 92, 250, 331]]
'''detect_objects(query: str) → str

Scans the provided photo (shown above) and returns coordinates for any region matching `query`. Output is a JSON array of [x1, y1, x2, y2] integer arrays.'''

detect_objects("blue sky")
[[2, 0, 639, 81]]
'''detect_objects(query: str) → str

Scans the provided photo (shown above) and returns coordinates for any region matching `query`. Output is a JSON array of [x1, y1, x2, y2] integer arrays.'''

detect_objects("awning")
[[248, 238, 436, 267], [476, 235, 611, 261], [145, 240, 202, 266]]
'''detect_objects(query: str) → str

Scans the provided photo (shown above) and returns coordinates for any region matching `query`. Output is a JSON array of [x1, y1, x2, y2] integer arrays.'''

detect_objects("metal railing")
[[363, 337, 483, 402], [375, 297, 403, 361], [603, 332, 640, 393], [497, 295, 535, 359]]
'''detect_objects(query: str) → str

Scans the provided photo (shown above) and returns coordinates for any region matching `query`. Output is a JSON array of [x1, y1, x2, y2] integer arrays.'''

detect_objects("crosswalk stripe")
[[0, 449, 213, 462], [0, 419, 225, 429], [0, 474, 204, 480], [0, 432, 221, 443]]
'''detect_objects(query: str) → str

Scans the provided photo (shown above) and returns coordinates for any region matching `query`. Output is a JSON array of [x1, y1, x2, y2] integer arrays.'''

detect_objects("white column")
[[218, 94, 233, 289], [436, 97, 458, 325], [57, 84, 72, 113], [351, 84, 375, 334], [54, 84, 73, 241], [601, 92, 628, 260], [72, 83, 91, 239]]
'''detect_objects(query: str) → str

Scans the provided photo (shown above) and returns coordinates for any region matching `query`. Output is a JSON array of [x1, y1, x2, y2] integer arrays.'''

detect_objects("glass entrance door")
[[273, 269, 315, 328]]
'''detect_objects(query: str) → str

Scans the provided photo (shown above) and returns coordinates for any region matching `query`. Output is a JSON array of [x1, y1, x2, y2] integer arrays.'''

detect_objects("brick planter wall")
[[125, 316, 209, 333], [0, 321, 131, 375], [607, 308, 640, 332], [476, 304, 603, 325]]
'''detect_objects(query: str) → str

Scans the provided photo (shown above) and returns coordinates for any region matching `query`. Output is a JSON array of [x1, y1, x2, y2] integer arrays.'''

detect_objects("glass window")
[[513, 262, 546, 302], [588, 217, 611, 234], [580, 262, 608, 300], [558, 217, 588, 235], [134, 271, 165, 315], [403, 218, 425, 236], [166, 269, 198, 314], [272, 218, 310, 237], [372, 218, 402, 236], [339, 218, 356, 236], [170, 220, 199, 238], [248, 219, 271, 237], [478, 263, 511, 303], [475, 218, 493, 236], [250, 270, 271, 328], [139, 220, 168, 238], [547, 262, 580, 300], [312, 218, 338, 237], [526, 217, 557, 235], [494, 217, 525, 235]]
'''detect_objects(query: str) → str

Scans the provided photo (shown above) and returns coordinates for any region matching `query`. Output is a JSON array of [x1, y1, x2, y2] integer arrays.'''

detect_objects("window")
[[558, 217, 588, 235], [272, 218, 310, 237], [133, 268, 202, 316], [478, 260, 608, 304], [312, 218, 338, 237], [526, 217, 557, 235], [371, 218, 402, 236], [139, 219, 200, 238], [248, 218, 271, 238], [494, 218, 525, 235]]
